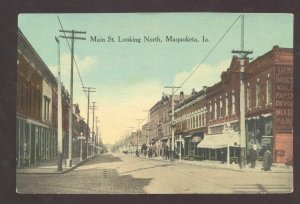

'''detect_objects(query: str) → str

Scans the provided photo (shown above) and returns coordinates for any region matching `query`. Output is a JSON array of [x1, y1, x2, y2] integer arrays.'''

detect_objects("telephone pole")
[[90, 102, 98, 157], [232, 15, 253, 168], [128, 127, 134, 154], [59, 29, 86, 167], [135, 119, 143, 157], [143, 110, 150, 150], [165, 85, 181, 161], [55, 36, 63, 171], [96, 116, 100, 154], [83, 87, 96, 159]]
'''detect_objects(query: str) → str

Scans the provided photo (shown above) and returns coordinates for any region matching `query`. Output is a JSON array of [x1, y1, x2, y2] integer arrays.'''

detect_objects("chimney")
[[191, 88, 196, 96], [180, 91, 184, 100]]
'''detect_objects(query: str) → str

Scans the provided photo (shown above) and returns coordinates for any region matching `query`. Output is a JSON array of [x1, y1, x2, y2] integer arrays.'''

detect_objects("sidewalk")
[[16, 157, 90, 174], [137, 154, 293, 173]]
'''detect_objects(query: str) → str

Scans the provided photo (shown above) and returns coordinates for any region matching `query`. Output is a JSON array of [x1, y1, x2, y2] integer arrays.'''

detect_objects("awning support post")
[[227, 144, 230, 167]]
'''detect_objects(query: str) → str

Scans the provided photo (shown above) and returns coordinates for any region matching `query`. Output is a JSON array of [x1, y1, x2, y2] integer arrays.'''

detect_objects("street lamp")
[[79, 132, 84, 161]]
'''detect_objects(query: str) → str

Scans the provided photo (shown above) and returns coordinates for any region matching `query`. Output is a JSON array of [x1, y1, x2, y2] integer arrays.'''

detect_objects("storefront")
[[183, 131, 204, 158], [197, 132, 240, 163], [246, 114, 273, 159], [16, 116, 56, 167]]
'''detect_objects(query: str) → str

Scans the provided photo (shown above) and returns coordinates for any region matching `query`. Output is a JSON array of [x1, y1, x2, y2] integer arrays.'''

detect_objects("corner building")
[[245, 46, 293, 164]]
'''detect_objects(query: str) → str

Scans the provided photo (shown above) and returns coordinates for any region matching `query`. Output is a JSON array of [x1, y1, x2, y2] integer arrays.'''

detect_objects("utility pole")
[[82, 87, 96, 159], [90, 102, 98, 157], [165, 86, 181, 161], [59, 29, 86, 167], [96, 116, 100, 154], [232, 14, 253, 168], [128, 127, 134, 154], [135, 119, 143, 157], [143, 110, 150, 151], [55, 36, 63, 171]]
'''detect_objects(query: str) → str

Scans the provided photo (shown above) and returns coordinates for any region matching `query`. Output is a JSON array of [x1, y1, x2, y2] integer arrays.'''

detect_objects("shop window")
[[265, 117, 273, 136]]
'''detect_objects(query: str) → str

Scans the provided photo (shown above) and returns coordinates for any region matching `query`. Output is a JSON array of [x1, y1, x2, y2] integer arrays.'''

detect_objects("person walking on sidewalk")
[[249, 143, 258, 168], [262, 146, 272, 171]]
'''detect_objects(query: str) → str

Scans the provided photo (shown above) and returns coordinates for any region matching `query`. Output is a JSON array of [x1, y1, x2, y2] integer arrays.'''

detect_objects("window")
[[247, 83, 251, 109], [232, 90, 235, 115], [256, 79, 261, 107], [209, 101, 212, 120], [204, 108, 206, 126], [214, 102, 217, 120], [200, 111, 203, 127], [266, 75, 272, 104], [225, 93, 228, 116], [219, 97, 223, 118]]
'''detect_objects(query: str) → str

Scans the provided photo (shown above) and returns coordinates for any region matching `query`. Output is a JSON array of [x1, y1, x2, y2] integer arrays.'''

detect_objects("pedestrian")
[[165, 146, 169, 160], [262, 146, 272, 171], [136, 149, 139, 157], [249, 144, 258, 168]]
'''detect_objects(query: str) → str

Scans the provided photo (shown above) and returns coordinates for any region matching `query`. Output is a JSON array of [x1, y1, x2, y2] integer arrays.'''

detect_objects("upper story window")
[[214, 100, 217, 120], [44, 96, 51, 121], [247, 83, 251, 109], [225, 93, 228, 116], [266, 74, 272, 105], [232, 90, 235, 115], [203, 108, 207, 126], [256, 78, 261, 107], [219, 96, 223, 118], [209, 101, 212, 120]]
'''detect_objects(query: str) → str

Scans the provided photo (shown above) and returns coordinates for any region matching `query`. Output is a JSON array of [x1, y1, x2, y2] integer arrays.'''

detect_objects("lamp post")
[[79, 132, 84, 161], [179, 135, 183, 161]]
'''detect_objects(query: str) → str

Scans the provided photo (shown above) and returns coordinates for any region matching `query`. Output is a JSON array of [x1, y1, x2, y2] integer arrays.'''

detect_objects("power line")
[[174, 15, 242, 94]]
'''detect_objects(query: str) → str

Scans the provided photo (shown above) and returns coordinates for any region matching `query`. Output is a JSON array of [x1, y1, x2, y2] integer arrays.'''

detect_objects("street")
[[16, 153, 293, 194]]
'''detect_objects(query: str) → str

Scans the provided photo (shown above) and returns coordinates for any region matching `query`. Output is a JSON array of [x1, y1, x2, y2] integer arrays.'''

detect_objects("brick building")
[[174, 88, 208, 158], [149, 93, 189, 157], [173, 46, 293, 164], [17, 29, 90, 167], [244, 46, 293, 164]]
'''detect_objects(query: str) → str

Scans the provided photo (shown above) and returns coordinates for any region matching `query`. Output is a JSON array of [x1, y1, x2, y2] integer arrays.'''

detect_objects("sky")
[[18, 13, 293, 144]]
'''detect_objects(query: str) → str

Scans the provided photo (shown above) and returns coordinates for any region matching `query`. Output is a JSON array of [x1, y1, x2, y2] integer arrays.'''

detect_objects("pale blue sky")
[[18, 13, 293, 144]]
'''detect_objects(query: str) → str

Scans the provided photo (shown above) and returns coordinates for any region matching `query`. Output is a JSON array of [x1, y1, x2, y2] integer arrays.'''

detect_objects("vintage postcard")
[[16, 13, 293, 194]]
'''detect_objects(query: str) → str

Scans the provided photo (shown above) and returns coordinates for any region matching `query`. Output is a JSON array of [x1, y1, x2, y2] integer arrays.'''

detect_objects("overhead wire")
[[173, 15, 242, 94]]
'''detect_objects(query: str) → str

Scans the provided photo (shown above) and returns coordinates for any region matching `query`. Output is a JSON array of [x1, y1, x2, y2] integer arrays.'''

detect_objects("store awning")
[[185, 134, 192, 138], [192, 136, 202, 143], [160, 136, 169, 141], [197, 133, 240, 149]]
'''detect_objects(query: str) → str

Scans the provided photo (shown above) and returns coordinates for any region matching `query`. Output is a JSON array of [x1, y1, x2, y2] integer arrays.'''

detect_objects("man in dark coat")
[[249, 143, 258, 168], [262, 147, 272, 171], [249, 148, 257, 168]]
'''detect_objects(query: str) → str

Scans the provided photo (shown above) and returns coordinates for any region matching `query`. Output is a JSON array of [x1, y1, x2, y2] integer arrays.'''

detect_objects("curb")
[[136, 155, 293, 173], [16, 157, 94, 174]]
